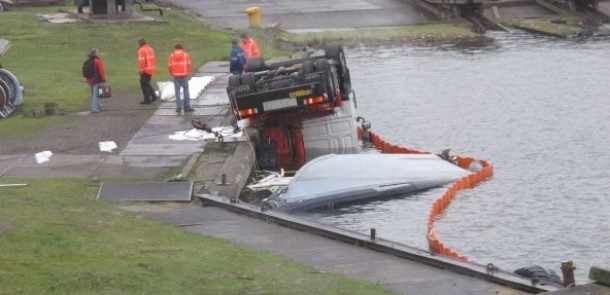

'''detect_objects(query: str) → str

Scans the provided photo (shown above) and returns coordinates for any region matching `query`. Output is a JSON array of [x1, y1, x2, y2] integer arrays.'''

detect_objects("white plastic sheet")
[[99, 141, 117, 152], [157, 76, 215, 102], [168, 126, 243, 141], [34, 151, 53, 164]]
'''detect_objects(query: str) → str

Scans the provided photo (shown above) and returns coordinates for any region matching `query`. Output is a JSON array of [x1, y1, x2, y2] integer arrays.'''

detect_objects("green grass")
[[0, 178, 399, 295]]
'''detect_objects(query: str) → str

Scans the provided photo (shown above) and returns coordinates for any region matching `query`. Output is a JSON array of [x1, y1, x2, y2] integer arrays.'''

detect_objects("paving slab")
[[119, 143, 203, 156], [100, 155, 187, 168], [92, 163, 174, 179], [97, 182, 193, 201], [196, 61, 231, 74]]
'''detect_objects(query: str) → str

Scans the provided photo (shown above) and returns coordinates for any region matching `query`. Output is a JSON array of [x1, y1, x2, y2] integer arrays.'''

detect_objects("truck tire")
[[314, 58, 329, 72], [314, 59, 335, 102], [324, 42, 343, 61], [301, 60, 315, 74], [228, 75, 241, 88], [241, 72, 256, 92], [324, 42, 351, 96], [299, 60, 315, 81], [245, 57, 265, 72]]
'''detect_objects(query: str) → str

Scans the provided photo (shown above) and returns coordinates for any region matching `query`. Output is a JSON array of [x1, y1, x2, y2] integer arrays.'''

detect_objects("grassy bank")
[[0, 178, 398, 294]]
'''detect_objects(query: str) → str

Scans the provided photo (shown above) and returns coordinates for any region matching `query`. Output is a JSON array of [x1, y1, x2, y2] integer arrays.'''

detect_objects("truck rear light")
[[304, 96, 326, 105], [238, 107, 258, 117]]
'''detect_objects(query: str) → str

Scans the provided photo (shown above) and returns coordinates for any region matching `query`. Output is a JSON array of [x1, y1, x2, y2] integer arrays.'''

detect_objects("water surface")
[[303, 31, 610, 283]]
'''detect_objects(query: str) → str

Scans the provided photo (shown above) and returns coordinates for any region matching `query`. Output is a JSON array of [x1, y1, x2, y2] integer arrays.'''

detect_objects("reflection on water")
[[302, 31, 610, 282]]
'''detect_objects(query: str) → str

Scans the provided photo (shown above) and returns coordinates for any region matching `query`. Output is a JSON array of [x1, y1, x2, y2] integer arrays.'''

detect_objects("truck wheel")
[[299, 60, 315, 81], [314, 59, 329, 72], [228, 75, 241, 88], [324, 42, 351, 95], [301, 60, 315, 74], [245, 57, 265, 72], [241, 72, 256, 92], [324, 42, 343, 62], [314, 59, 335, 102], [325, 42, 348, 74]]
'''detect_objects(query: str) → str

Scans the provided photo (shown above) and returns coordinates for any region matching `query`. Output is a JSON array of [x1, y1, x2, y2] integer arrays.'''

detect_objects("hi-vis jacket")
[[167, 49, 192, 78], [137, 44, 156, 75], [240, 37, 260, 59]]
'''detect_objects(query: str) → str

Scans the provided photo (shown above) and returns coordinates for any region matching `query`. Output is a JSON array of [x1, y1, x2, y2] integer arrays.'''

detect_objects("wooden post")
[[561, 260, 576, 287]]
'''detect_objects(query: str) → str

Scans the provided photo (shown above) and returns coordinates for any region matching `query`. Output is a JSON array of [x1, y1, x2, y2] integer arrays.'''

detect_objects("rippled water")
[[302, 31, 610, 283]]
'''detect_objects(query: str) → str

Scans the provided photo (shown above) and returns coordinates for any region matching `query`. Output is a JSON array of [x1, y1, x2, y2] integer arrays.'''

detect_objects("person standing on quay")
[[85, 48, 106, 113], [239, 33, 260, 59], [137, 37, 158, 104], [229, 38, 246, 75], [167, 44, 193, 113]]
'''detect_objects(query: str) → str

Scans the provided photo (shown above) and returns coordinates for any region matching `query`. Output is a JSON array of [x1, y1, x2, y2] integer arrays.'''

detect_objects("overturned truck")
[[227, 42, 358, 170]]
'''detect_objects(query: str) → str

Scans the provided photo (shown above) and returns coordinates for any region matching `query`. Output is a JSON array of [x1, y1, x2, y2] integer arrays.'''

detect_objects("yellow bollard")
[[245, 6, 261, 28]]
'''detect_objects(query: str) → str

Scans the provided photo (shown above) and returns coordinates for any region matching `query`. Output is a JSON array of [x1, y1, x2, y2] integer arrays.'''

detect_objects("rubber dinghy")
[[262, 153, 470, 212]]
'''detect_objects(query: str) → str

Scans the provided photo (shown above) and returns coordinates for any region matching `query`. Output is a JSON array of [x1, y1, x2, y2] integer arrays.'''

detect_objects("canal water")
[[302, 30, 610, 283]]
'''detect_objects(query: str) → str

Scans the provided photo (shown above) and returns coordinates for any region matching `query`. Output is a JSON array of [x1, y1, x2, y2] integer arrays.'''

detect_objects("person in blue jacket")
[[229, 38, 246, 75]]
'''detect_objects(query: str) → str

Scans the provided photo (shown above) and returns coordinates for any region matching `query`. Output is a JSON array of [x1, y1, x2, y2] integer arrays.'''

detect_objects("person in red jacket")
[[85, 48, 106, 113], [239, 33, 261, 59], [167, 44, 193, 113], [137, 37, 158, 104]]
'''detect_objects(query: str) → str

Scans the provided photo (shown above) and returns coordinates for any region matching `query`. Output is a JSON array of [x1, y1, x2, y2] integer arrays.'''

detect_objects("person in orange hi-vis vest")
[[137, 38, 158, 104], [239, 33, 261, 59], [167, 44, 193, 113]]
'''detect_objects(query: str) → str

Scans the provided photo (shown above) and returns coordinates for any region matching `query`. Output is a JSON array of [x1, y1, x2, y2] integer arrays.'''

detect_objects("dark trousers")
[[139, 73, 157, 102]]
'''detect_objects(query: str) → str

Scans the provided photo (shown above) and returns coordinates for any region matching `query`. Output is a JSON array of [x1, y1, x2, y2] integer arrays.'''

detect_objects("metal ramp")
[[96, 182, 193, 202]]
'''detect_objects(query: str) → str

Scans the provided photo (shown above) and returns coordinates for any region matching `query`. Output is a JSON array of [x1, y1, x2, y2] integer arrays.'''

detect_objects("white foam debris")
[[34, 151, 53, 164]]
